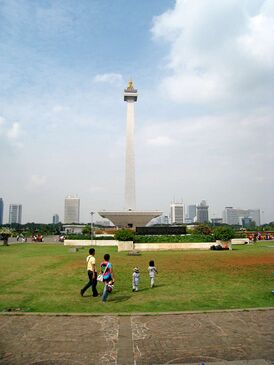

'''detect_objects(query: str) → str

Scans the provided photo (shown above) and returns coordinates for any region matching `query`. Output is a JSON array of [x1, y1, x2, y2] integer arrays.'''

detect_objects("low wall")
[[64, 239, 118, 247], [64, 240, 223, 251], [118, 241, 134, 252], [231, 238, 250, 245]]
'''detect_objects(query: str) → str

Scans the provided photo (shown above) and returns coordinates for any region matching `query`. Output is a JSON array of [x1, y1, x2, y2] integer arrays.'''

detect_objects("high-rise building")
[[241, 217, 253, 228], [223, 207, 260, 226], [170, 202, 184, 224], [64, 195, 80, 224], [196, 200, 209, 223], [223, 207, 239, 225], [52, 214, 59, 224], [0, 198, 3, 225], [248, 209, 260, 226], [187, 205, 197, 223], [8, 204, 22, 224]]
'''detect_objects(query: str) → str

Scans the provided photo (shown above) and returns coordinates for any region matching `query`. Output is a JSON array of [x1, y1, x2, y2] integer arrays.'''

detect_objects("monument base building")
[[98, 210, 162, 228]]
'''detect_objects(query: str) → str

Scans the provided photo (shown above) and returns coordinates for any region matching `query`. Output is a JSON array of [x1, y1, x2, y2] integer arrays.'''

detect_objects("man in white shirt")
[[80, 248, 98, 297]]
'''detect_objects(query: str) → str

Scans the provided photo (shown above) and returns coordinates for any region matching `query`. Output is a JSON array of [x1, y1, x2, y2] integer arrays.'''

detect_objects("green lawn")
[[0, 242, 273, 313]]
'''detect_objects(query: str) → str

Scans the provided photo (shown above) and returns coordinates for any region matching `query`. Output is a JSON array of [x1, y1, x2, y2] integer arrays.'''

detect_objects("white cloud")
[[238, 13, 274, 67], [0, 116, 5, 136], [0, 119, 23, 147], [93, 73, 123, 84], [6, 122, 21, 140], [152, 0, 274, 106]]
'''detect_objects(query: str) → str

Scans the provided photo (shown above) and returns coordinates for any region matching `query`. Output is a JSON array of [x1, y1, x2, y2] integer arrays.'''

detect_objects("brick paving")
[[0, 309, 273, 365]]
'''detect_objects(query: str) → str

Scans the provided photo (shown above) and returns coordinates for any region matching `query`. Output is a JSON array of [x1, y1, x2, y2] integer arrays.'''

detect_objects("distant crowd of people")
[[80, 248, 158, 303], [31, 234, 43, 242], [248, 232, 274, 242], [16, 235, 27, 243]]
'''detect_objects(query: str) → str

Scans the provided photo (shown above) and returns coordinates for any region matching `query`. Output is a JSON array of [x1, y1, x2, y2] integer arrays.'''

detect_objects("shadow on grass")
[[128, 284, 166, 293], [111, 295, 131, 303]]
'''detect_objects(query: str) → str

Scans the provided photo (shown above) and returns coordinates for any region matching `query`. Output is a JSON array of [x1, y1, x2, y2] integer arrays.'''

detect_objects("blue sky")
[[0, 0, 273, 224]]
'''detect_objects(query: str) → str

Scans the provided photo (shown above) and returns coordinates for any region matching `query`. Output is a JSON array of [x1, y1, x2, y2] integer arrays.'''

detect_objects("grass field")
[[0, 242, 274, 313]]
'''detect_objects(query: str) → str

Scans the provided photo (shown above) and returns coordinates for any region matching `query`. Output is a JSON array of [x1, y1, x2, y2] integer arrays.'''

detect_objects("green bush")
[[193, 224, 212, 235], [213, 226, 235, 241], [66, 234, 91, 240], [66, 234, 114, 240], [234, 230, 247, 238], [134, 234, 215, 243], [114, 229, 135, 241]]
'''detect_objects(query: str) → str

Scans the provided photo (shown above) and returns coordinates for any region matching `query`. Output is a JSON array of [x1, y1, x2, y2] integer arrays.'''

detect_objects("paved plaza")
[[0, 309, 273, 365]]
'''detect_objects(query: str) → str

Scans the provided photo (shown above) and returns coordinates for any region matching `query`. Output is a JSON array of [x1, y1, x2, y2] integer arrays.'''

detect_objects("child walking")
[[100, 254, 115, 304], [148, 260, 158, 288], [132, 267, 140, 292]]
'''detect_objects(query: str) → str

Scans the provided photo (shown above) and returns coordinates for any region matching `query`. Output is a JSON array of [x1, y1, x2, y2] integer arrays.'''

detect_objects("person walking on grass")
[[100, 253, 115, 304], [132, 267, 140, 292], [148, 260, 158, 288], [80, 248, 98, 297]]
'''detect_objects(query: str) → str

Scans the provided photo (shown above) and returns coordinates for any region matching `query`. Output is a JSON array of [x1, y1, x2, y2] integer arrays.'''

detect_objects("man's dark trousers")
[[81, 271, 98, 297]]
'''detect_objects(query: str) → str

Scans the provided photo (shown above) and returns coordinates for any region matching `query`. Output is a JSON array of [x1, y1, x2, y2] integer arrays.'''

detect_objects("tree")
[[193, 224, 212, 236], [0, 227, 14, 246], [114, 229, 135, 241], [213, 226, 235, 242], [82, 225, 91, 236]]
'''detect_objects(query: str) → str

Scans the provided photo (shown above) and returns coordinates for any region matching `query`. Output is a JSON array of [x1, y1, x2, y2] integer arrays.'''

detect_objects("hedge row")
[[133, 234, 215, 243]]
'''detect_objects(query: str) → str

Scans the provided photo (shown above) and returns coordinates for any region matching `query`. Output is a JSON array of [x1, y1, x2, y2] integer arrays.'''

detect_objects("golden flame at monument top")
[[127, 80, 134, 90]]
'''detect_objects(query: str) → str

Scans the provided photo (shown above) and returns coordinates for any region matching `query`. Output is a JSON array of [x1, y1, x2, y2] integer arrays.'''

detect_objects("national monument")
[[98, 81, 162, 227]]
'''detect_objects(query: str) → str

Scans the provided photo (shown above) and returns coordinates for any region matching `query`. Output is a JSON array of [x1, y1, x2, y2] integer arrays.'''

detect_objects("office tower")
[[241, 217, 253, 227], [196, 200, 209, 223], [188, 205, 197, 223], [170, 202, 184, 224], [223, 207, 260, 226], [52, 214, 59, 224], [0, 198, 3, 225], [64, 195, 80, 224], [248, 209, 260, 226], [8, 204, 22, 224], [223, 207, 239, 225]]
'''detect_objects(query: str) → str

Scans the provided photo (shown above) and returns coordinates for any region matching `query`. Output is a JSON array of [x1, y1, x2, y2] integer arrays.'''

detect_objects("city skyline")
[[0, 195, 264, 226], [0, 1, 273, 224]]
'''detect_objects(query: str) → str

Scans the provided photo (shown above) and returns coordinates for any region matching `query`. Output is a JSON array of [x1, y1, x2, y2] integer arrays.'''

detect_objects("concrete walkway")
[[0, 309, 273, 365]]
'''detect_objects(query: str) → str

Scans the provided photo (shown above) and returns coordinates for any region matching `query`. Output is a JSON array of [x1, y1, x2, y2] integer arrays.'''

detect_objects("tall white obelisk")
[[98, 81, 162, 228], [124, 80, 138, 211]]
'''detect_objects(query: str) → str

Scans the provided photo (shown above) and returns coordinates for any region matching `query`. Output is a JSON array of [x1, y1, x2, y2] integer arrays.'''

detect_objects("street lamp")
[[90, 211, 94, 242]]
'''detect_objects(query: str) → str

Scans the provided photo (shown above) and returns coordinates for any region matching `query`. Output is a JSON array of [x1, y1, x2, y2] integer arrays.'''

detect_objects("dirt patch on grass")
[[67, 260, 83, 270]]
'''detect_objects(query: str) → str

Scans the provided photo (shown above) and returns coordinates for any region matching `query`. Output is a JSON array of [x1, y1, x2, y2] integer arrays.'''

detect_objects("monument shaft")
[[125, 100, 136, 210], [98, 81, 162, 228], [124, 81, 138, 210]]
